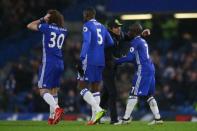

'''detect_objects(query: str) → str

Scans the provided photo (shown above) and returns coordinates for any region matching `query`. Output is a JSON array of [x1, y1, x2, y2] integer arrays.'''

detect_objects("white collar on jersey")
[[89, 19, 96, 22], [134, 35, 141, 39]]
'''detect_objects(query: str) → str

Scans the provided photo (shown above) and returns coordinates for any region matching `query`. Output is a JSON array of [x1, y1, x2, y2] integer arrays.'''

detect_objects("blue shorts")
[[77, 65, 104, 83], [38, 61, 64, 88], [130, 73, 155, 96]]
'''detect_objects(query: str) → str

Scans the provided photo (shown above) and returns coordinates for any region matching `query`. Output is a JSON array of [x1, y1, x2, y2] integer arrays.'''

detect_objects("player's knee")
[[49, 88, 59, 96], [128, 95, 138, 99], [91, 82, 100, 92], [39, 89, 49, 97], [138, 95, 154, 103], [146, 95, 155, 103], [77, 81, 87, 90]]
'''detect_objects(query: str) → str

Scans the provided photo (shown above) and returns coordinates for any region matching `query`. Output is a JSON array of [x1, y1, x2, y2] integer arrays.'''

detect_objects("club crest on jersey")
[[83, 27, 88, 32], [130, 47, 134, 53]]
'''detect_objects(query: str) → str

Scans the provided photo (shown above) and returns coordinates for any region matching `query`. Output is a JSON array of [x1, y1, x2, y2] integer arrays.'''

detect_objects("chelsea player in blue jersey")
[[115, 23, 163, 125], [77, 7, 114, 125], [27, 10, 67, 125]]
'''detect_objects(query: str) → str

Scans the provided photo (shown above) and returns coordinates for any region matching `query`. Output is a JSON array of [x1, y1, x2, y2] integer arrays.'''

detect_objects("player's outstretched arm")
[[115, 51, 135, 65], [27, 14, 50, 31], [27, 19, 41, 31]]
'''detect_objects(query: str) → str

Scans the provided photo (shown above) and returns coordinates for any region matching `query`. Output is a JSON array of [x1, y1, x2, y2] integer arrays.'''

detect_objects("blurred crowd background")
[[0, 0, 197, 117]]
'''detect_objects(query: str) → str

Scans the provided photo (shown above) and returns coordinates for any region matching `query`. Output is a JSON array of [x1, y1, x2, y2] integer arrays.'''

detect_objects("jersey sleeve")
[[38, 23, 49, 33], [115, 41, 137, 64], [105, 28, 114, 47], [80, 24, 91, 61]]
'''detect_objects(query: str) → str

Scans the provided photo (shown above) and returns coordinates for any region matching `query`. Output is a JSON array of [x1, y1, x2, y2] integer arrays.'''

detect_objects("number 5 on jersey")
[[49, 32, 65, 49], [96, 29, 103, 45]]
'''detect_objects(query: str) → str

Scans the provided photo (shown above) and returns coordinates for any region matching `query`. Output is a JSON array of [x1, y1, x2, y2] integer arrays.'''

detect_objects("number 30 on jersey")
[[49, 32, 65, 49]]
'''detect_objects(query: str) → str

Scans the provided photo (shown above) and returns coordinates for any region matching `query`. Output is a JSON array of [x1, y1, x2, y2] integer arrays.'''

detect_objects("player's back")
[[38, 23, 68, 63], [83, 19, 112, 66], [131, 36, 155, 74]]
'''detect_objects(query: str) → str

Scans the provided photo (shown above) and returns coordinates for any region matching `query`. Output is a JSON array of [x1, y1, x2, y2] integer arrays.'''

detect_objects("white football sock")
[[91, 107, 96, 121], [91, 92, 101, 120], [147, 96, 161, 119], [49, 95, 58, 119], [49, 106, 54, 119], [93, 92, 101, 105], [123, 96, 138, 119], [80, 88, 102, 113], [43, 93, 59, 111]]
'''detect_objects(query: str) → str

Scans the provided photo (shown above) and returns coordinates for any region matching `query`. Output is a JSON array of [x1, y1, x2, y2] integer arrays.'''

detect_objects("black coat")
[[105, 30, 130, 67]]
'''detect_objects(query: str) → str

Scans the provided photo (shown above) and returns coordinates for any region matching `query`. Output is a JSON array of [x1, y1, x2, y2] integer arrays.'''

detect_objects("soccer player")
[[115, 23, 163, 125], [27, 10, 67, 125], [100, 19, 150, 125], [76, 7, 114, 125]]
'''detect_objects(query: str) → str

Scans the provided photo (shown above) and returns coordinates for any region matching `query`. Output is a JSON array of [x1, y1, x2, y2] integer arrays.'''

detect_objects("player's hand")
[[142, 29, 151, 37], [113, 57, 120, 65], [76, 61, 84, 76]]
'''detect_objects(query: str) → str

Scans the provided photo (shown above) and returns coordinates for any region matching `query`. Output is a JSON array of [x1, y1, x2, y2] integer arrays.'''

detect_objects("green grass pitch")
[[0, 121, 197, 131]]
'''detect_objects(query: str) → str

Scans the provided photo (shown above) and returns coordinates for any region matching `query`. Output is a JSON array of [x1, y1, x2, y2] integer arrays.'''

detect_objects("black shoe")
[[110, 120, 119, 125]]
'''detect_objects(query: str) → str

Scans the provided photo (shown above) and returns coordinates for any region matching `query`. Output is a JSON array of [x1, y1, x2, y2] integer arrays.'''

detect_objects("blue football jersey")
[[80, 19, 114, 66], [116, 36, 155, 74], [38, 23, 68, 63]]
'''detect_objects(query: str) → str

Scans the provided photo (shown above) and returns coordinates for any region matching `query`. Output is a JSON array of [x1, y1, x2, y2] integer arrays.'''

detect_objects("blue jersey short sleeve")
[[38, 23, 49, 33]]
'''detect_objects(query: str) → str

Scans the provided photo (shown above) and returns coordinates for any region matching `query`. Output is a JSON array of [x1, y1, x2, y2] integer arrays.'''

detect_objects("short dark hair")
[[47, 10, 65, 28], [129, 23, 143, 36], [83, 7, 96, 18]]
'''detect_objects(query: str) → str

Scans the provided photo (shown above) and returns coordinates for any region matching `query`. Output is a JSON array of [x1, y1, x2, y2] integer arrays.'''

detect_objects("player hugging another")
[[27, 10, 67, 125], [115, 23, 163, 125]]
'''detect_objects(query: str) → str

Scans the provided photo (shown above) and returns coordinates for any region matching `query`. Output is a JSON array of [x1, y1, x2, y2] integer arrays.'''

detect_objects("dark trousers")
[[100, 65, 118, 122]]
